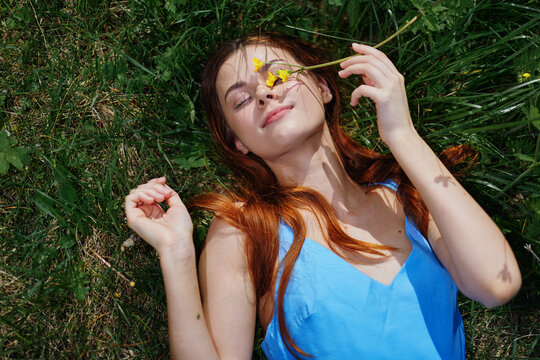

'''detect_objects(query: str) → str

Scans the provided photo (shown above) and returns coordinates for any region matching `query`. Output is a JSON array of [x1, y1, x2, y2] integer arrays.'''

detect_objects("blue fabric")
[[261, 180, 466, 359]]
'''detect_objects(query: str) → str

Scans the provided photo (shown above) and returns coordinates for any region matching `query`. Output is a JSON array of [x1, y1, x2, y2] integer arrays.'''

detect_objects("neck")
[[265, 125, 364, 214]]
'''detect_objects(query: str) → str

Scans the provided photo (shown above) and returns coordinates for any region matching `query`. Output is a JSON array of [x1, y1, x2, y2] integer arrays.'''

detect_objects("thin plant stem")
[[267, 0, 441, 73], [90, 249, 135, 287]]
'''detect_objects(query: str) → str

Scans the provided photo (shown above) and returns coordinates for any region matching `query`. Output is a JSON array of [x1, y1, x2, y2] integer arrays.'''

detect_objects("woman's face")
[[215, 44, 332, 162]]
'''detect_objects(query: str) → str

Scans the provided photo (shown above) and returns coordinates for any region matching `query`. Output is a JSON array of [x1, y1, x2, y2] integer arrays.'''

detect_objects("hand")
[[338, 43, 418, 147], [125, 177, 194, 257]]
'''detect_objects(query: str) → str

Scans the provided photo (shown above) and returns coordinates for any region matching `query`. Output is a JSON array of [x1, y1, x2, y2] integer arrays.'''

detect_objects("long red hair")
[[190, 33, 475, 358]]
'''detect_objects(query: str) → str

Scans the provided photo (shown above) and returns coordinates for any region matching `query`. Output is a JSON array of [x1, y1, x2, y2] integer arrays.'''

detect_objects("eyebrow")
[[224, 81, 246, 102], [223, 58, 285, 102], [260, 58, 284, 74]]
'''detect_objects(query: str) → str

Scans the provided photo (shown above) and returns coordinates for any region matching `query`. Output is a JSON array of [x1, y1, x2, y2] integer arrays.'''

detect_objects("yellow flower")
[[276, 69, 291, 82], [266, 71, 278, 87], [253, 58, 263, 72], [522, 73, 531, 79]]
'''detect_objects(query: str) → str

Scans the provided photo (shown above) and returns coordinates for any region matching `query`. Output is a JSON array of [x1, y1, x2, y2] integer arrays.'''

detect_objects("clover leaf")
[[0, 130, 30, 175]]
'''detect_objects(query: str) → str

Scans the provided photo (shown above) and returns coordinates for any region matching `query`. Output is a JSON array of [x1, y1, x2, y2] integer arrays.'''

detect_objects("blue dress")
[[261, 181, 466, 359]]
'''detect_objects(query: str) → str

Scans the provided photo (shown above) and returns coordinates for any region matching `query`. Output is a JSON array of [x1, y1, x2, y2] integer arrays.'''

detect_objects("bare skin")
[[125, 43, 522, 359]]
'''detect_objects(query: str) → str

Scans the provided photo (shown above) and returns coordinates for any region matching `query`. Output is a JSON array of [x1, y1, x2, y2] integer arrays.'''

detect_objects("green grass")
[[1, 0, 538, 358]]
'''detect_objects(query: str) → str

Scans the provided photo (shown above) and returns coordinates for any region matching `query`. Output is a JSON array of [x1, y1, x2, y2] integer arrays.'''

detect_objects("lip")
[[262, 105, 294, 128]]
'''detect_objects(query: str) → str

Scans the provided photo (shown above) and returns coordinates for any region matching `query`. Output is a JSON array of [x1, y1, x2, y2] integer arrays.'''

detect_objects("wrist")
[[383, 128, 423, 154], [156, 236, 196, 264]]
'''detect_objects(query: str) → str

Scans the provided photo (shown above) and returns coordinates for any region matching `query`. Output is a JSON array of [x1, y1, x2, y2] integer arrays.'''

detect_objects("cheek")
[[291, 78, 325, 106], [224, 110, 260, 144], [294, 90, 326, 117]]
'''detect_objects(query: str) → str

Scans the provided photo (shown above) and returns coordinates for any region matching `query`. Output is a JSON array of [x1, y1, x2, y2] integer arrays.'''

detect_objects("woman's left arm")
[[339, 43, 521, 307]]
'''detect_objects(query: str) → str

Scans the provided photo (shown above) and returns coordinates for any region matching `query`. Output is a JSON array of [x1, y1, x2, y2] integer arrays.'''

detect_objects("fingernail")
[[352, 42, 360, 47]]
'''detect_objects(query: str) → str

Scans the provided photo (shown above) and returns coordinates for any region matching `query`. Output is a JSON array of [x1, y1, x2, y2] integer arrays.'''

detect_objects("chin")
[[274, 120, 326, 149]]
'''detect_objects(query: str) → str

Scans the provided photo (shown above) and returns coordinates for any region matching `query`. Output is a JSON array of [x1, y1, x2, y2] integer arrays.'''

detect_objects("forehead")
[[216, 44, 296, 97]]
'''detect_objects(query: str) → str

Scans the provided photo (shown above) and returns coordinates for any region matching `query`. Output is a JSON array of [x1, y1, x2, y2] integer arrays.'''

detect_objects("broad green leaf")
[[54, 166, 76, 200], [13, 147, 29, 164], [530, 104, 540, 130], [70, 264, 89, 301], [72, 278, 89, 301], [328, 0, 343, 6], [522, 103, 540, 130], [411, 0, 428, 10], [59, 235, 76, 249], [0, 152, 8, 174], [0, 130, 12, 152], [526, 220, 540, 238], [173, 156, 206, 169], [53, 164, 80, 208], [165, 0, 176, 14], [514, 153, 535, 163], [528, 197, 540, 216], [58, 181, 79, 204], [422, 13, 442, 32], [459, 0, 474, 8], [32, 190, 63, 223], [6, 148, 24, 169]]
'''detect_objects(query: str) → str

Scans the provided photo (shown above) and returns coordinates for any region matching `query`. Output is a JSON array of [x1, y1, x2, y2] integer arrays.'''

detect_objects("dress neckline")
[[301, 232, 415, 287], [280, 217, 415, 288]]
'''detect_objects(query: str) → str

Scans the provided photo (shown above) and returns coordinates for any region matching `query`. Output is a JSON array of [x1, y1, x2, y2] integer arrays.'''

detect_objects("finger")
[[352, 43, 399, 73], [362, 74, 376, 87], [141, 188, 168, 202], [137, 182, 173, 195], [148, 176, 166, 184], [125, 193, 147, 220], [343, 43, 400, 75], [128, 188, 164, 205], [350, 85, 382, 106], [134, 192, 159, 204], [340, 54, 393, 78], [125, 197, 152, 233], [164, 189, 186, 209], [146, 183, 173, 195], [338, 63, 387, 87], [163, 183, 173, 191], [125, 194, 139, 213]]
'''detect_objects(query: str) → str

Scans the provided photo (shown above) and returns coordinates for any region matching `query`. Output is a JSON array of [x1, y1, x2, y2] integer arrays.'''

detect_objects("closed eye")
[[234, 95, 252, 110]]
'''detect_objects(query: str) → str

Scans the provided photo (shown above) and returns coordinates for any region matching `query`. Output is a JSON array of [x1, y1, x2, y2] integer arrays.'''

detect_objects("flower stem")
[[267, 1, 439, 72], [303, 8, 426, 70]]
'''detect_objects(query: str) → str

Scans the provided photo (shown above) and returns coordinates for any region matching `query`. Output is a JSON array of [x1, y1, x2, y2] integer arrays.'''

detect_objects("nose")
[[255, 84, 277, 108]]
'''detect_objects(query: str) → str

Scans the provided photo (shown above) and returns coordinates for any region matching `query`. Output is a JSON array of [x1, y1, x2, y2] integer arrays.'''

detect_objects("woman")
[[124, 34, 521, 359]]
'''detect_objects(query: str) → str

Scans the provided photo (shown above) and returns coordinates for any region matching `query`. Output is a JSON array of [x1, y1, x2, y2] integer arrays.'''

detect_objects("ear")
[[234, 138, 249, 155], [317, 77, 333, 104]]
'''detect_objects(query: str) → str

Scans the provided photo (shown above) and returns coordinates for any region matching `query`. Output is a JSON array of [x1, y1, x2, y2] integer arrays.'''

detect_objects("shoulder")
[[203, 202, 246, 254], [199, 209, 255, 305], [201, 214, 250, 275], [199, 215, 257, 358], [199, 214, 256, 315]]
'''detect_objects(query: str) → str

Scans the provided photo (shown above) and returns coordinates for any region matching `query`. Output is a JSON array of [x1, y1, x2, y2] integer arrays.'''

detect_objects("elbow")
[[479, 275, 522, 309]]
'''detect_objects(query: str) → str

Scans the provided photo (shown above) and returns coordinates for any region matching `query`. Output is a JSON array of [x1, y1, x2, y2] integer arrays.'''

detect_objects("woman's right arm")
[[125, 177, 256, 359]]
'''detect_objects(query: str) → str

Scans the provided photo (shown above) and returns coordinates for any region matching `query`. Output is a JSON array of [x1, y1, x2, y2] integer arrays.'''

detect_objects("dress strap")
[[371, 179, 435, 254], [371, 179, 399, 192]]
